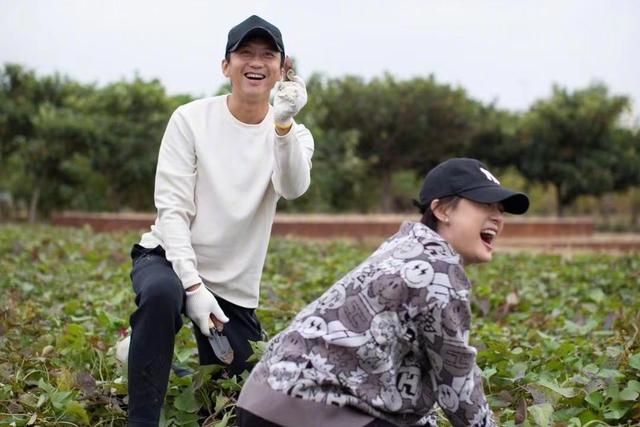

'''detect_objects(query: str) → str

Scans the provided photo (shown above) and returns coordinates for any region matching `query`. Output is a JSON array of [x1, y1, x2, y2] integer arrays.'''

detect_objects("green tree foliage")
[[466, 105, 522, 170], [610, 127, 640, 192], [75, 78, 188, 211], [2, 63, 639, 218], [278, 73, 377, 213], [311, 73, 482, 211], [517, 84, 639, 215], [0, 64, 191, 220], [0, 64, 95, 220]]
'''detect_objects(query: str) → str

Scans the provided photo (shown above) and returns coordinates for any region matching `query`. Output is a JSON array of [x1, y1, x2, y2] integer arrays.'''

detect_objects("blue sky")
[[1, 0, 638, 116]]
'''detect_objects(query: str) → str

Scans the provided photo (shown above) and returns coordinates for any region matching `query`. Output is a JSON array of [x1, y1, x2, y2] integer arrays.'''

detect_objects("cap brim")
[[228, 27, 283, 53], [459, 186, 529, 214]]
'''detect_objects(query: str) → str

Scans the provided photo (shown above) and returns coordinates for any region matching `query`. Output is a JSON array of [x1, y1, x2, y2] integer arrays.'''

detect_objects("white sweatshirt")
[[139, 95, 314, 308]]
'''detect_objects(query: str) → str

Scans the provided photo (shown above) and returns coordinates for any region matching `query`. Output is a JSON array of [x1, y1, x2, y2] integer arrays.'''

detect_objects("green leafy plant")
[[1, 224, 638, 425]]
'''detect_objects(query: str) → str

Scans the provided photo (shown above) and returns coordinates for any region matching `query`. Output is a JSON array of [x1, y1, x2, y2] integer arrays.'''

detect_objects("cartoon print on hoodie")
[[252, 222, 497, 427]]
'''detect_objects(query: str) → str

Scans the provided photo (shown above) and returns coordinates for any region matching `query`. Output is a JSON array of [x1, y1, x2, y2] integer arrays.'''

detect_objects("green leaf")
[[605, 345, 623, 359], [247, 340, 267, 363], [606, 382, 620, 401], [192, 364, 219, 390], [37, 378, 55, 394], [173, 388, 201, 413], [509, 362, 527, 380], [482, 367, 497, 382], [172, 374, 193, 387], [528, 403, 554, 427], [95, 309, 118, 328], [175, 347, 194, 364], [584, 391, 603, 409], [598, 369, 624, 380], [554, 407, 584, 422], [172, 412, 200, 426], [567, 417, 582, 427], [4, 225, 640, 424], [618, 386, 639, 401], [587, 288, 605, 303], [603, 400, 633, 419], [63, 299, 83, 315], [582, 364, 599, 375], [159, 407, 169, 427], [36, 394, 47, 408], [214, 412, 232, 427], [626, 380, 640, 393], [50, 390, 72, 410], [537, 377, 576, 398], [58, 323, 87, 352], [629, 353, 640, 370], [215, 394, 230, 413], [217, 377, 241, 392], [0, 384, 12, 401], [64, 400, 90, 424]]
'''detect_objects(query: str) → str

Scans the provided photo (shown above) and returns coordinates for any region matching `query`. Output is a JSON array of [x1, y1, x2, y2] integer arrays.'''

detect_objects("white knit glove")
[[185, 284, 229, 337], [273, 75, 307, 127]]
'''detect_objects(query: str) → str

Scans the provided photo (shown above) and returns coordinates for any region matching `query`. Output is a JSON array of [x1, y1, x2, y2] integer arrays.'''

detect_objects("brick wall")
[[51, 212, 595, 238]]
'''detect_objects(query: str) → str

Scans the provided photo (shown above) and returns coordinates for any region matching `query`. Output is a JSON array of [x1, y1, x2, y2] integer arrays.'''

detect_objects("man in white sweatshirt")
[[125, 15, 314, 426]]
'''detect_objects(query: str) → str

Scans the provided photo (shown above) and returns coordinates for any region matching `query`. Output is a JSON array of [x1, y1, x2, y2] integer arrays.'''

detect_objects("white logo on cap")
[[480, 167, 500, 184]]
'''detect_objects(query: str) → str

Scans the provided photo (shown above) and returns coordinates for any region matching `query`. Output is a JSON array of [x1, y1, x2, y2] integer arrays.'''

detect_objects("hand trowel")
[[208, 315, 234, 365]]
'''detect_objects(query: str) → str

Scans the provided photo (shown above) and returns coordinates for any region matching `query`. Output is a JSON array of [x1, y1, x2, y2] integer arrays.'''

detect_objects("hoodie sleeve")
[[271, 122, 314, 200], [417, 266, 497, 427]]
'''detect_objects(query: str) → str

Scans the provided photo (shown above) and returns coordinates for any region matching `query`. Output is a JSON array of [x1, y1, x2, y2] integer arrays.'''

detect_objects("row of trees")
[[0, 64, 191, 221], [1, 63, 639, 220]]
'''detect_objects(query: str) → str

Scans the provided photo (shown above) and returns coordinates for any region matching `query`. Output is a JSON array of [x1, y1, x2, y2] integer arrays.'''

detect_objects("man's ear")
[[277, 59, 285, 81], [430, 199, 447, 223], [221, 58, 230, 78]]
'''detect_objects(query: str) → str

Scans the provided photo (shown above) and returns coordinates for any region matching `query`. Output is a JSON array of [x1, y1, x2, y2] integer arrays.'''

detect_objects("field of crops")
[[1, 224, 639, 426]]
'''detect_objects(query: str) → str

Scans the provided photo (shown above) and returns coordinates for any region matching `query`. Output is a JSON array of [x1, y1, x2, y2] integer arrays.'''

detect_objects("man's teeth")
[[245, 73, 265, 80]]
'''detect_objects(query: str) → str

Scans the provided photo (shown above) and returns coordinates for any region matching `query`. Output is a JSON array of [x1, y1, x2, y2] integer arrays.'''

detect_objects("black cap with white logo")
[[225, 15, 284, 57], [414, 158, 530, 214]]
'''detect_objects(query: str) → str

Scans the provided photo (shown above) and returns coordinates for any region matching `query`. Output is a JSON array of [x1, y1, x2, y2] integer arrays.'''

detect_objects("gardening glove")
[[185, 284, 229, 337], [273, 75, 307, 128]]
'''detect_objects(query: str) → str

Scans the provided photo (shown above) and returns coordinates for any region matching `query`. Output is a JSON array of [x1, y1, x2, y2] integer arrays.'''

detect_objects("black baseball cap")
[[225, 15, 284, 57], [414, 158, 529, 214]]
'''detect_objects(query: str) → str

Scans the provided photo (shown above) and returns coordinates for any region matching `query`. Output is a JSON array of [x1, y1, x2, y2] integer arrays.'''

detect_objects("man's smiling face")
[[222, 37, 283, 102]]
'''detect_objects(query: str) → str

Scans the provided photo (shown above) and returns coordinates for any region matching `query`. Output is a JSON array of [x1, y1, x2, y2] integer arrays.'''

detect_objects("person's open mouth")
[[245, 72, 265, 80], [480, 228, 497, 248]]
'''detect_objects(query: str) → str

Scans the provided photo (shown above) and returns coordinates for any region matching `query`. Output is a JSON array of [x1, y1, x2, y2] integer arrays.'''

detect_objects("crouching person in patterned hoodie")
[[237, 158, 530, 427]]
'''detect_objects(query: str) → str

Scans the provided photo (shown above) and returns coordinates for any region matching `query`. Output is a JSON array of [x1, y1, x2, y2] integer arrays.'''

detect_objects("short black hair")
[[420, 196, 460, 231]]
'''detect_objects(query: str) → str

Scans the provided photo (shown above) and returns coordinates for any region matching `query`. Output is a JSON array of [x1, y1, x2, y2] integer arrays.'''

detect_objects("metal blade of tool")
[[208, 317, 234, 365]]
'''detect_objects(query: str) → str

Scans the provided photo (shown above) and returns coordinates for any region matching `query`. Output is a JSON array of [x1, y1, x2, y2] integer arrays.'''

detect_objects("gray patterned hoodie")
[[246, 222, 497, 426]]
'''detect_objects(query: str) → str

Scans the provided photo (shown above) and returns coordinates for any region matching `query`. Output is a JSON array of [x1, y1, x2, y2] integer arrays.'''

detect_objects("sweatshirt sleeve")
[[153, 108, 201, 289], [271, 122, 314, 200], [418, 273, 497, 426]]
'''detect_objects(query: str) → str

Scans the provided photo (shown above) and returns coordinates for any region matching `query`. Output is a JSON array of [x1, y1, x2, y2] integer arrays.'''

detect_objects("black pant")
[[127, 244, 263, 427]]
